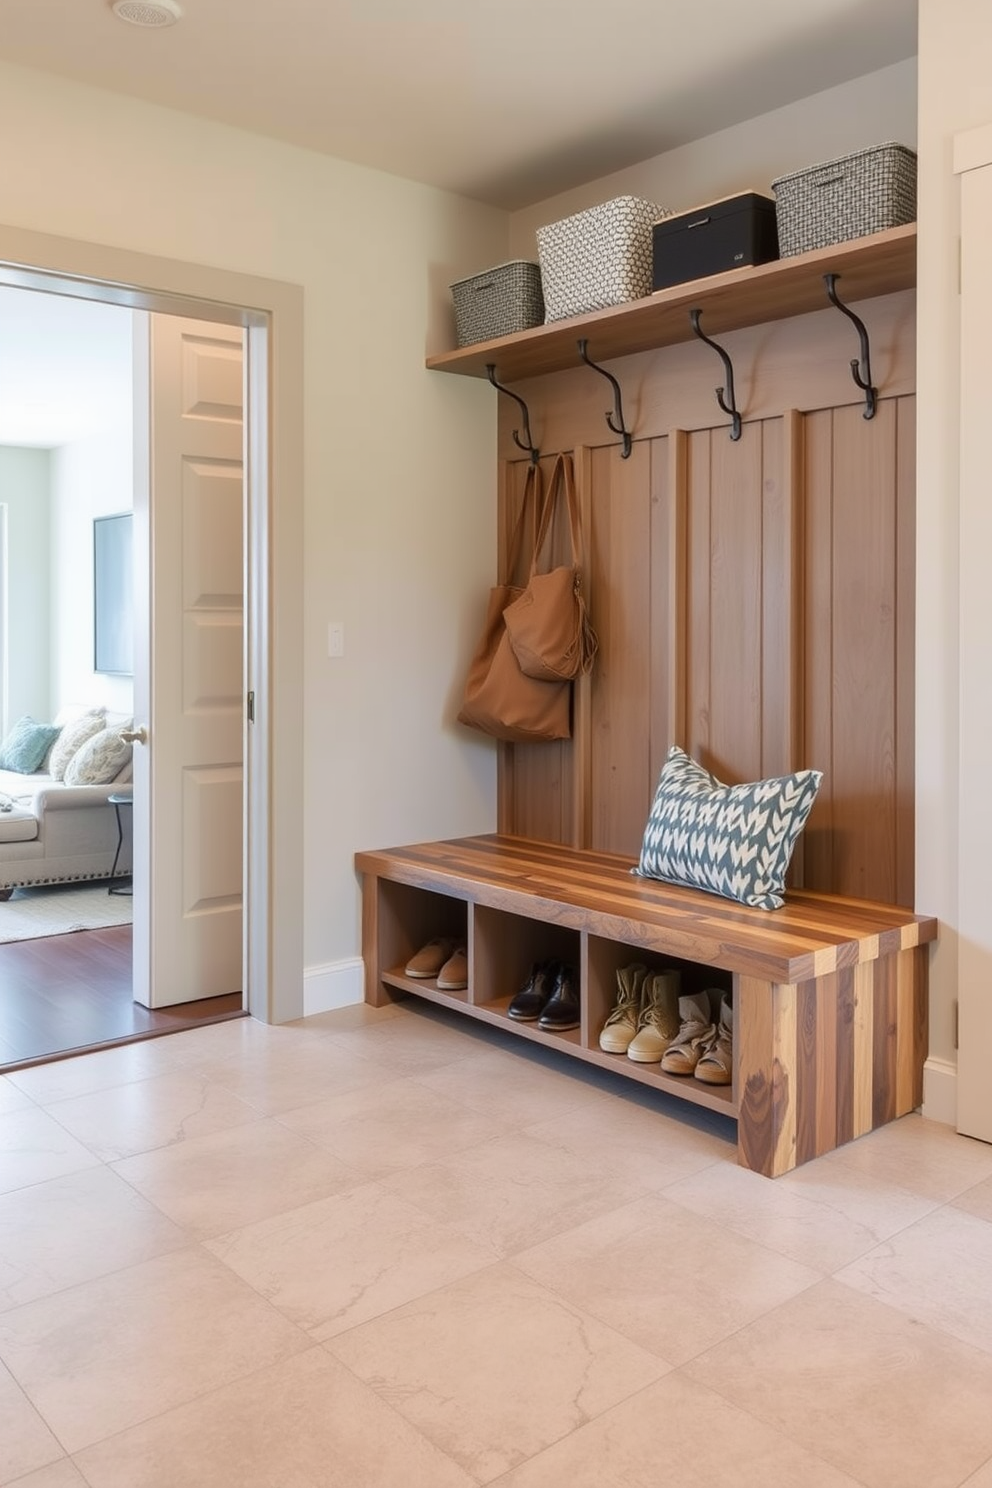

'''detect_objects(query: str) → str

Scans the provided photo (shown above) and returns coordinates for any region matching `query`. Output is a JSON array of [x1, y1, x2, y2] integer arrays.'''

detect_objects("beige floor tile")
[[0, 1166, 187, 1311], [835, 1205, 992, 1355], [664, 1152, 937, 1272], [111, 1116, 359, 1239], [961, 1458, 992, 1488], [205, 1182, 497, 1338], [0, 1247, 310, 1454], [0, 1078, 34, 1115], [815, 1114, 992, 1202], [0, 1359, 63, 1486], [682, 1278, 992, 1488], [490, 1371, 867, 1488], [277, 1076, 517, 1179], [414, 1046, 611, 1129], [6, 1039, 188, 1105], [290, 1001, 405, 1032], [73, 1347, 475, 1488], [163, 1014, 301, 1066], [325, 1004, 491, 1075], [184, 1038, 388, 1116], [382, 1129, 653, 1258], [0, 1108, 99, 1197], [4, 1463, 89, 1487], [43, 1071, 262, 1162], [511, 1193, 820, 1365], [954, 1173, 992, 1225], [326, 1263, 669, 1483]]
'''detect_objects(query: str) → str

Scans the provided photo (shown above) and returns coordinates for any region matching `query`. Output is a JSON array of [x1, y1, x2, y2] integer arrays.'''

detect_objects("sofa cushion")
[[0, 801, 40, 843], [64, 726, 133, 786], [0, 717, 61, 774], [48, 714, 107, 781]]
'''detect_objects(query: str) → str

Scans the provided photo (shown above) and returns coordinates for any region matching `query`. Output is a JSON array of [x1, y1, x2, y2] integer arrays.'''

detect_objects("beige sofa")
[[0, 765, 132, 895]]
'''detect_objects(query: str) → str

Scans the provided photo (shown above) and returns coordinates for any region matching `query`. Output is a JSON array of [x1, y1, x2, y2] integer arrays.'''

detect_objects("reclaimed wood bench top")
[[355, 834, 938, 985]]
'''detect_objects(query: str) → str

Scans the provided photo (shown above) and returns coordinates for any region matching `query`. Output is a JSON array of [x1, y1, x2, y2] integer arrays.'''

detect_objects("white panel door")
[[132, 313, 246, 1008]]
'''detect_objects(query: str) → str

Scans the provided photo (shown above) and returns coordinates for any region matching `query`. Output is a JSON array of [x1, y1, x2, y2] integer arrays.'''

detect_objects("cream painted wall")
[[50, 429, 134, 720], [0, 446, 51, 728], [509, 60, 917, 257], [915, 0, 992, 1125], [0, 59, 508, 994]]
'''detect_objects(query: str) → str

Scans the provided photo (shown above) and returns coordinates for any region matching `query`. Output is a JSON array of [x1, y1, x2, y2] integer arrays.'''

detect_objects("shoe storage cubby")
[[357, 834, 936, 1176]]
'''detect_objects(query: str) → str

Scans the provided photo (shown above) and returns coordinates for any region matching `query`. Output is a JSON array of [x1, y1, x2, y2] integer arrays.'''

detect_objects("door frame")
[[0, 224, 304, 1024]]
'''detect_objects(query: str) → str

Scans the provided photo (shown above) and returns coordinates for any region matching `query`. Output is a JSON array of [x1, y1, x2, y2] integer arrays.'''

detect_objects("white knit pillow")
[[64, 725, 133, 786], [47, 713, 106, 781]]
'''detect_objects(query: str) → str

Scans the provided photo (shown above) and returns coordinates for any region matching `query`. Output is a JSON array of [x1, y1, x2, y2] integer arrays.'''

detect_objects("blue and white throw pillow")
[[634, 746, 822, 910]]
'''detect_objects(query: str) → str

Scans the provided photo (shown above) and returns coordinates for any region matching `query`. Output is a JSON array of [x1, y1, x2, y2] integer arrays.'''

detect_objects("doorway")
[[0, 222, 304, 1055]]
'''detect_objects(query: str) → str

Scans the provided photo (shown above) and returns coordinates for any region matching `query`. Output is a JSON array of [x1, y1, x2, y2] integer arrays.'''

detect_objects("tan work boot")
[[695, 994, 733, 1085], [599, 963, 648, 1054], [660, 992, 717, 1075], [627, 970, 681, 1063]]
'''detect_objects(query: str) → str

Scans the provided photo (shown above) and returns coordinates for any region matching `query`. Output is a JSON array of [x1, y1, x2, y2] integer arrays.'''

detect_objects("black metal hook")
[[577, 338, 632, 457], [689, 309, 742, 441], [823, 273, 877, 420], [485, 364, 540, 464]]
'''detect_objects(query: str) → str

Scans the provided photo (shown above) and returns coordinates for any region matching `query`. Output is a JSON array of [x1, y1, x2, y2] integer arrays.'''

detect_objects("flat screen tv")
[[93, 512, 134, 676]]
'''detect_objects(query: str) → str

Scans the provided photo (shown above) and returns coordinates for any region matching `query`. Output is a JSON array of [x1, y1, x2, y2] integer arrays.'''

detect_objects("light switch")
[[328, 622, 345, 658]]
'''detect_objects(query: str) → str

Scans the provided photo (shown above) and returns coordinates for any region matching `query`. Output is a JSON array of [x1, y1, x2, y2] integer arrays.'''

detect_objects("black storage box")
[[652, 192, 779, 291]]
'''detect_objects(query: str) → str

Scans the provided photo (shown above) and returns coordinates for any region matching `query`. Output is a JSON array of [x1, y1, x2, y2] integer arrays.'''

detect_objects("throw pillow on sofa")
[[0, 716, 61, 774], [64, 725, 133, 786], [48, 713, 107, 781]]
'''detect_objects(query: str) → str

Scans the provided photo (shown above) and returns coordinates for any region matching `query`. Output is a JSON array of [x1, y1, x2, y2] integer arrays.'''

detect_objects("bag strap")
[[502, 461, 544, 585], [530, 452, 582, 576]]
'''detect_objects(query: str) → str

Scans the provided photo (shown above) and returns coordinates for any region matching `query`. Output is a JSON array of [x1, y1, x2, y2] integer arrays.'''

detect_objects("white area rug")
[[1, 881, 133, 943]]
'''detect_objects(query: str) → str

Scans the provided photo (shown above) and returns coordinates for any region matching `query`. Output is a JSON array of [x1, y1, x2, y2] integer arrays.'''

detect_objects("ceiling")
[[0, 0, 917, 210]]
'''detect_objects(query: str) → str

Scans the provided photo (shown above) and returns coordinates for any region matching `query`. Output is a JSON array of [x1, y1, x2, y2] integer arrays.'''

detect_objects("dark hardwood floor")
[[0, 925, 244, 1071]]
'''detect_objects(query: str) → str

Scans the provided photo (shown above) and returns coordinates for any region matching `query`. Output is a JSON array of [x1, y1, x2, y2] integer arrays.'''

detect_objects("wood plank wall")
[[492, 290, 916, 907]]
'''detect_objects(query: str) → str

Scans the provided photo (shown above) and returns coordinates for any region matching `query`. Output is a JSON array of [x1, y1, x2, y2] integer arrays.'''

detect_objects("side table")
[[107, 792, 133, 896]]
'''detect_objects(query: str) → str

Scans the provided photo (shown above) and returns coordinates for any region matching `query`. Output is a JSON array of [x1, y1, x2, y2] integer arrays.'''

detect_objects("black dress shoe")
[[538, 964, 580, 1031], [508, 960, 559, 1021]]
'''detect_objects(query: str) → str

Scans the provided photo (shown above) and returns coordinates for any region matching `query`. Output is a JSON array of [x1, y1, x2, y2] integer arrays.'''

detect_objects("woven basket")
[[771, 142, 917, 257], [450, 261, 544, 347], [536, 196, 670, 321]]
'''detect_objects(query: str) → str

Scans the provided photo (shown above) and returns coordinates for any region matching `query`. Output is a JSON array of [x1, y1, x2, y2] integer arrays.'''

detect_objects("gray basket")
[[771, 142, 917, 257], [450, 261, 544, 347], [536, 196, 670, 321]]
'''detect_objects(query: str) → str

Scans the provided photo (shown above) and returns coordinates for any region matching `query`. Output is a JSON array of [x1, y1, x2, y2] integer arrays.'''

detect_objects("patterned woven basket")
[[536, 196, 670, 321], [771, 142, 917, 257], [450, 261, 544, 347]]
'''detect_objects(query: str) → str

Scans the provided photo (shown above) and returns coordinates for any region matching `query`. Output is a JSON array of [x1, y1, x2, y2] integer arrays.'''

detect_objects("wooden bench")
[[355, 834, 938, 1177]]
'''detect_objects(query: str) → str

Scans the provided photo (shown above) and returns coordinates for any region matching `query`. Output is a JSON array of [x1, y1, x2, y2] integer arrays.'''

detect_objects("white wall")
[[915, 0, 992, 1124], [509, 60, 917, 256], [50, 428, 134, 719], [0, 58, 508, 1000], [0, 446, 51, 728]]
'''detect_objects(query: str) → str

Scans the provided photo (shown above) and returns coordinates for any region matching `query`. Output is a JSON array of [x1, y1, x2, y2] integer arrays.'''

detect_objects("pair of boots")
[[599, 965, 733, 1086]]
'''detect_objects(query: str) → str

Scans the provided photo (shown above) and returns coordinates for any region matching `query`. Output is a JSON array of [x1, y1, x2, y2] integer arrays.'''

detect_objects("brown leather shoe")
[[404, 938, 456, 978], [437, 945, 468, 990]]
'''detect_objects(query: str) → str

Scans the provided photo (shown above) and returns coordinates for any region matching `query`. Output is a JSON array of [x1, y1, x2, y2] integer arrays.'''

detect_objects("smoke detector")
[[111, 0, 182, 26]]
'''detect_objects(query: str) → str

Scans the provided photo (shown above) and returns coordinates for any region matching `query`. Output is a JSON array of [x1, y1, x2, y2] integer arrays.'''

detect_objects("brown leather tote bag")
[[457, 463, 572, 743], [503, 451, 598, 682]]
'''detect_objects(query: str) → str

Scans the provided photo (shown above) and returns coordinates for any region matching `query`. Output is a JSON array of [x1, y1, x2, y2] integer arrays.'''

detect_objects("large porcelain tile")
[[163, 1013, 314, 1067], [205, 1182, 496, 1338], [491, 1371, 867, 1488], [414, 1046, 611, 1129], [0, 1166, 187, 1310], [382, 1130, 652, 1258], [5, 1463, 88, 1487], [683, 1277, 992, 1488], [0, 1359, 62, 1486], [835, 1205, 992, 1356], [323, 1003, 491, 1074], [954, 1173, 992, 1225], [326, 1263, 669, 1483], [0, 1108, 99, 1197], [962, 1458, 992, 1488], [6, 1039, 187, 1105], [815, 1114, 992, 1202], [111, 1119, 359, 1239], [511, 1193, 820, 1365], [277, 1076, 517, 1178], [43, 1071, 261, 1161], [74, 1347, 474, 1488], [289, 1001, 405, 1032], [0, 1247, 310, 1453], [664, 1152, 937, 1272], [0, 1078, 33, 1116], [185, 1038, 388, 1116]]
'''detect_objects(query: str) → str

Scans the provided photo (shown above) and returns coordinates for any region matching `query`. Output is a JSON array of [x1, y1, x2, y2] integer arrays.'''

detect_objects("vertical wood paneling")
[[835, 965, 856, 1147], [759, 414, 794, 780], [895, 398, 916, 907], [648, 431, 679, 785], [686, 430, 712, 764], [795, 978, 819, 1166], [813, 972, 839, 1156], [852, 961, 874, 1138], [803, 409, 835, 890], [872, 951, 898, 1128], [570, 446, 595, 848]]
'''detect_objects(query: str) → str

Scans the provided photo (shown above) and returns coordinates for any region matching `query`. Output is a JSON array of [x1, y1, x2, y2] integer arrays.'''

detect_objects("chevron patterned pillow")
[[634, 746, 823, 910]]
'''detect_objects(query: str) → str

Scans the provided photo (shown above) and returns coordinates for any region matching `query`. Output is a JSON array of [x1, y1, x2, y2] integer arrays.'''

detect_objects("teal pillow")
[[0, 715, 61, 774], [634, 745, 823, 910]]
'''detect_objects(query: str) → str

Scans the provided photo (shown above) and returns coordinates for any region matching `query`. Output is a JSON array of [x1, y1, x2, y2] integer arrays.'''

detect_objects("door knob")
[[119, 726, 148, 745]]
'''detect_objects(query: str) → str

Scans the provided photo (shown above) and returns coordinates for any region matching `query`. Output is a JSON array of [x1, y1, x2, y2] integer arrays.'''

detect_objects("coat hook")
[[485, 364, 540, 464], [577, 338, 632, 457], [689, 309, 742, 440], [823, 273, 878, 420]]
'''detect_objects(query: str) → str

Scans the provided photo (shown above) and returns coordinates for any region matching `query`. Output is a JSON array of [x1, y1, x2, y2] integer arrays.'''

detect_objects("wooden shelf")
[[426, 223, 916, 383]]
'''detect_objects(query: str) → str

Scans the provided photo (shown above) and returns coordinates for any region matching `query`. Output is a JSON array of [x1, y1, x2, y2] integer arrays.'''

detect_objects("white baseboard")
[[303, 957, 364, 1016], [922, 1056, 957, 1128]]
